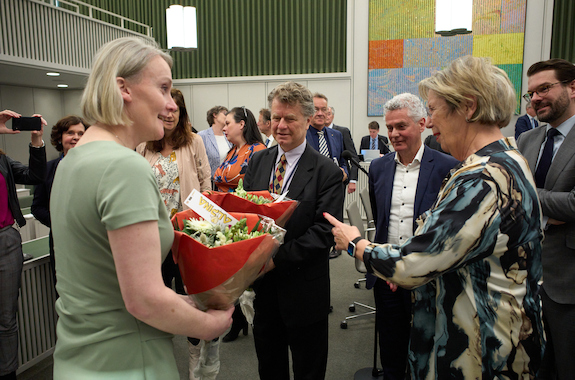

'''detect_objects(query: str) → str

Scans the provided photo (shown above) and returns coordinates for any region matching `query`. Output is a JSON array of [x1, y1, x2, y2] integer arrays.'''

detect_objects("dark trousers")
[[253, 302, 328, 380], [161, 251, 185, 294], [373, 278, 410, 380], [539, 288, 575, 380], [0, 227, 23, 376]]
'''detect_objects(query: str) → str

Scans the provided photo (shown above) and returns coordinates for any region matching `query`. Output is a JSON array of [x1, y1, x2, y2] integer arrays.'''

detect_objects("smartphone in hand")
[[12, 117, 42, 131]]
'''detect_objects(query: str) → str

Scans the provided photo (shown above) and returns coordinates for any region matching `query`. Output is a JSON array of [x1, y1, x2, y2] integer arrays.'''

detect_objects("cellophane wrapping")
[[171, 209, 285, 310], [202, 190, 298, 227]]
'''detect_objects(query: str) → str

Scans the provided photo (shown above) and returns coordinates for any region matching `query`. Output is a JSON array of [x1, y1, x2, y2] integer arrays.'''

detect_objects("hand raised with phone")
[[0, 109, 46, 146]]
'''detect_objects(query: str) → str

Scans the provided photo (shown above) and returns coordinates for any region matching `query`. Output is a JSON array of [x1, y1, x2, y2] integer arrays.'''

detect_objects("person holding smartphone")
[[0, 109, 47, 380]]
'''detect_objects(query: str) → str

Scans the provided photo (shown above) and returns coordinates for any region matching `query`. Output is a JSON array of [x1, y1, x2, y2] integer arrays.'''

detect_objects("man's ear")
[[117, 77, 131, 103]]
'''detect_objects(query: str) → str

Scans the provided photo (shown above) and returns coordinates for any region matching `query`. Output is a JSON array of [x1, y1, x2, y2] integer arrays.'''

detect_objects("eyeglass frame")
[[523, 80, 570, 102]]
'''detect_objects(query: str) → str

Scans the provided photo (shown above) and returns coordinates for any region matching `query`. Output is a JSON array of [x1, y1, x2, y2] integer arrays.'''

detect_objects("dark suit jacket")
[[306, 126, 348, 178], [332, 124, 359, 181], [514, 114, 538, 140], [368, 146, 459, 242], [32, 156, 61, 227], [517, 124, 575, 304], [360, 134, 390, 156], [244, 144, 344, 326]]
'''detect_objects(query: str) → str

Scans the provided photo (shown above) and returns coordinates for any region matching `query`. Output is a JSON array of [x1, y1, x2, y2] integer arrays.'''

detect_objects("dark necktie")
[[371, 138, 376, 150], [535, 128, 560, 188], [317, 130, 330, 157]]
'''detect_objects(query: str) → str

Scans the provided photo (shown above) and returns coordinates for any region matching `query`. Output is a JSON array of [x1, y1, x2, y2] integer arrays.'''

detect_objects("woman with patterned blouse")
[[213, 107, 265, 192], [326, 56, 545, 379]]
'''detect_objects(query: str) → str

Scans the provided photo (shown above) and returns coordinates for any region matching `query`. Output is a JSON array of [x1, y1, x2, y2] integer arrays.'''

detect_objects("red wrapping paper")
[[202, 190, 298, 227], [171, 209, 279, 310]]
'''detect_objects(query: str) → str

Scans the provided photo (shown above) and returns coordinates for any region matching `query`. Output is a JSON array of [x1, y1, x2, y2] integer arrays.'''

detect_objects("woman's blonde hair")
[[419, 55, 516, 128], [81, 37, 173, 127]]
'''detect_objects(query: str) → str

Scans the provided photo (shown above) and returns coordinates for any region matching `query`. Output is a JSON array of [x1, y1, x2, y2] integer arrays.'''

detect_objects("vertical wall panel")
[[550, 0, 575, 62], [79, 0, 347, 79]]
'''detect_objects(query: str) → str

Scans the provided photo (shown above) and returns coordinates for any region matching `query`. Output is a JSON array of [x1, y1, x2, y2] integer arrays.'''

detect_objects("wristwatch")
[[347, 236, 363, 257]]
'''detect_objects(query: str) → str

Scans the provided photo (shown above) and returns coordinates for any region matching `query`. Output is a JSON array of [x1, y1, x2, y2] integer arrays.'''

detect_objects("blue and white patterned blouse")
[[363, 138, 545, 379]]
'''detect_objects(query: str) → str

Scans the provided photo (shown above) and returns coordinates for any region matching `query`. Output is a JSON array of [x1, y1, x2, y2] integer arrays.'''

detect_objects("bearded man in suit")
[[244, 81, 344, 380], [517, 58, 575, 380]]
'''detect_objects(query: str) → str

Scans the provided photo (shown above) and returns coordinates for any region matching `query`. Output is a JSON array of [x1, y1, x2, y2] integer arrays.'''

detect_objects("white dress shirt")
[[387, 144, 424, 245], [268, 140, 307, 195]]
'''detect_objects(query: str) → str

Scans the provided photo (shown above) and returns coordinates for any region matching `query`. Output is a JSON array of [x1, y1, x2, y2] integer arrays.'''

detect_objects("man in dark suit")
[[305, 93, 348, 183], [517, 59, 575, 380], [326, 106, 360, 193], [360, 121, 390, 157], [244, 81, 344, 380], [514, 102, 539, 140], [368, 93, 458, 379]]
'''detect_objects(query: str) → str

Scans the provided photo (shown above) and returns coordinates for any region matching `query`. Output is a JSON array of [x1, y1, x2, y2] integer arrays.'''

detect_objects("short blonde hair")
[[268, 81, 315, 118], [419, 56, 515, 128], [81, 37, 173, 127]]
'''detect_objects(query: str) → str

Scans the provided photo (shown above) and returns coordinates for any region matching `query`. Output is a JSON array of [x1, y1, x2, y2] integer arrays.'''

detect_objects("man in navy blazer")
[[244, 82, 343, 379], [360, 121, 390, 157], [514, 102, 539, 140], [306, 93, 348, 182], [368, 94, 458, 379], [326, 106, 360, 193]]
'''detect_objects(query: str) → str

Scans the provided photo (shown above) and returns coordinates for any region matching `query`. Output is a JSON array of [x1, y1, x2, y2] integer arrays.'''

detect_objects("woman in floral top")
[[213, 107, 265, 192], [326, 56, 545, 379]]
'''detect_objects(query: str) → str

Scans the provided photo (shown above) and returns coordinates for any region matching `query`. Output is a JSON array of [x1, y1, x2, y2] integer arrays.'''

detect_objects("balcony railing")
[[0, 0, 153, 71]]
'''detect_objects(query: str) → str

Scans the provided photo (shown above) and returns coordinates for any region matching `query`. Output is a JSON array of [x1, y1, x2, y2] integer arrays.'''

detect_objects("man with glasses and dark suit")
[[517, 58, 575, 380]]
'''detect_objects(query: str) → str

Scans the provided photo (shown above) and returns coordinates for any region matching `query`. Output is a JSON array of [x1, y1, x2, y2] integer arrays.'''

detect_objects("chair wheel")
[[340, 321, 347, 329], [349, 304, 356, 312], [354, 282, 360, 289]]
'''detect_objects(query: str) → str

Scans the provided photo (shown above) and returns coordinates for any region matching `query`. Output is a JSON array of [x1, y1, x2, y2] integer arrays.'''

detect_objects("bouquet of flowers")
[[202, 179, 298, 227], [171, 209, 285, 310]]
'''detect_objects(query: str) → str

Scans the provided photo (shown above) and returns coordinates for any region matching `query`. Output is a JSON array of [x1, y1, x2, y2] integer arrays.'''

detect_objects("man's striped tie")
[[318, 130, 330, 157]]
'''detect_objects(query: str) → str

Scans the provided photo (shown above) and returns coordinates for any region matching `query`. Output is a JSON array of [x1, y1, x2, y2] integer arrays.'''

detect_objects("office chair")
[[342, 202, 384, 379], [340, 202, 375, 330], [359, 188, 376, 242]]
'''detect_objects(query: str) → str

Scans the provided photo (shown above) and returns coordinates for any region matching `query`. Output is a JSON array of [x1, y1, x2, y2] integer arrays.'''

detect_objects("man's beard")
[[535, 89, 570, 124]]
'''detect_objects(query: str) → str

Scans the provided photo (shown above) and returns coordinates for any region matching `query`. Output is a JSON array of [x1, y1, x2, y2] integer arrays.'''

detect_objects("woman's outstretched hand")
[[323, 212, 361, 251]]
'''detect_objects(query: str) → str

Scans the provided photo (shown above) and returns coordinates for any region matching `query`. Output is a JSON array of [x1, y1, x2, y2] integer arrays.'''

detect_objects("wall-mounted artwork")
[[368, 0, 526, 116]]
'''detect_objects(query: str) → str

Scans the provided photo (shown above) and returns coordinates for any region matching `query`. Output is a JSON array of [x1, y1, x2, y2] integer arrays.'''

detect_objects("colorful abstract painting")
[[368, 0, 527, 116]]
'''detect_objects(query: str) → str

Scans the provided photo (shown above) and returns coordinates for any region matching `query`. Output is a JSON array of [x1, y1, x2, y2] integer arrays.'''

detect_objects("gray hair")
[[329, 106, 335, 115], [268, 81, 315, 118], [383, 93, 427, 123]]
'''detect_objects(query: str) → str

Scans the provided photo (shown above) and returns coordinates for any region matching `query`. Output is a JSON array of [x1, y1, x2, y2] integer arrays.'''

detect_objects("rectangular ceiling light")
[[166, 5, 198, 50], [435, 0, 472, 36]]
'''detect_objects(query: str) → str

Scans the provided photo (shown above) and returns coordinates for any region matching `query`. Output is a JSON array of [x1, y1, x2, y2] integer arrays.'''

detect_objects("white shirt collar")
[[394, 143, 424, 167], [276, 139, 307, 165]]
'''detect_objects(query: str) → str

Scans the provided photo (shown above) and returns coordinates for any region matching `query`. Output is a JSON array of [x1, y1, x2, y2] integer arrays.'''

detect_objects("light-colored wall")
[[1, 0, 555, 162]]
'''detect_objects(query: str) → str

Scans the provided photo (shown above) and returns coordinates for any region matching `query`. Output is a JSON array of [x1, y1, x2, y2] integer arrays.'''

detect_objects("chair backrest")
[[346, 202, 367, 273], [359, 188, 376, 241], [359, 188, 373, 223]]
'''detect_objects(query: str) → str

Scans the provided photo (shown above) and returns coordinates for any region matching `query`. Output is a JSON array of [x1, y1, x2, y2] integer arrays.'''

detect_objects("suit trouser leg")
[[253, 303, 328, 380], [374, 279, 410, 380], [540, 288, 575, 380], [0, 227, 23, 376]]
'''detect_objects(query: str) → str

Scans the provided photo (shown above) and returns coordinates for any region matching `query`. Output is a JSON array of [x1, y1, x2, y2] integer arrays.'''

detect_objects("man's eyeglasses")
[[314, 107, 328, 114], [523, 81, 568, 102]]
